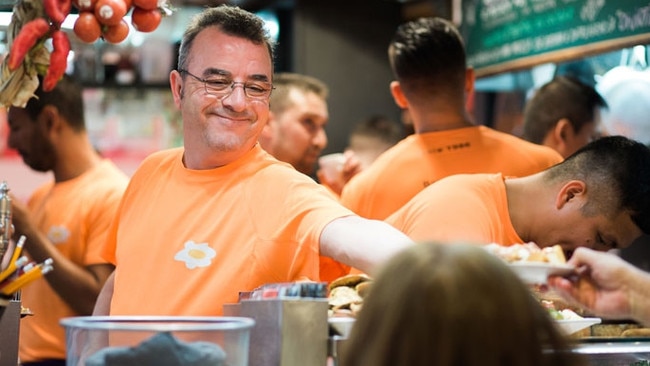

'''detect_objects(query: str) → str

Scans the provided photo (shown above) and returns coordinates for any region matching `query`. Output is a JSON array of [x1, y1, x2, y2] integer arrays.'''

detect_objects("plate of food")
[[541, 299, 601, 335], [508, 262, 575, 284], [484, 242, 575, 284], [328, 317, 356, 338], [556, 317, 602, 335]]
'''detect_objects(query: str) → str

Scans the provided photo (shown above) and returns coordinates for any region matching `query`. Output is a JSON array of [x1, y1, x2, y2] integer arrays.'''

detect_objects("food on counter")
[[329, 273, 371, 290], [541, 299, 583, 320], [329, 286, 362, 308], [621, 328, 650, 337], [328, 274, 373, 317], [484, 242, 566, 264]]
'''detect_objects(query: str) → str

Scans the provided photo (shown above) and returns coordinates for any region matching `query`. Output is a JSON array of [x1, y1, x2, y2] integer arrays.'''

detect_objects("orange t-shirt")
[[19, 160, 129, 362], [340, 126, 562, 220], [316, 183, 351, 282], [386, 173, 523, 245], [101, 144, 354, 316]]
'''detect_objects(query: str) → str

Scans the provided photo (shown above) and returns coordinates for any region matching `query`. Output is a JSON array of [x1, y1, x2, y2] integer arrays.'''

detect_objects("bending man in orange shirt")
[[386, 136, 650, 255], [93, 5, 413, 318], [340, 17, 562, 220]]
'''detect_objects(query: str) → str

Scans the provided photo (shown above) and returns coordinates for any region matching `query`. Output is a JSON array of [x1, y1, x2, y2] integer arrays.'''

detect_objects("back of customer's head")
[[348, 114, 403, 150], [523, 76, 607, 144], [347, 115, 404, 169], [269, 72, 329, 115], [342, 243, 584, 366], [23, 75, 85, 132], [177, 5, 275, 71], [388, 17, 466, 103], [544, 135, 650, 235]]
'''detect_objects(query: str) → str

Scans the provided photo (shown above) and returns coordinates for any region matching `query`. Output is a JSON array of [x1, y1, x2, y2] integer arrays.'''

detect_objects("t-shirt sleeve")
[[85, 187, 125, 265]]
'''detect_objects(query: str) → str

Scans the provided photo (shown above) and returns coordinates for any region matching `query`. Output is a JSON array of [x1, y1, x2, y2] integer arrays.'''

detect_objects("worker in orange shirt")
[[8, 76, 129, 365], [258, 72, 330, 177], [93, 5, 413, 318], [386, 136, 650, 256], [522, 75, 607, 158], [340, 17, 562, 220]]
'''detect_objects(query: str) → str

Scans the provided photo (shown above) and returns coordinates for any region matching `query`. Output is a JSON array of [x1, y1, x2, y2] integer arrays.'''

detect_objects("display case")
[[577, 340, 650, 365], [328, 331, 650, 366]]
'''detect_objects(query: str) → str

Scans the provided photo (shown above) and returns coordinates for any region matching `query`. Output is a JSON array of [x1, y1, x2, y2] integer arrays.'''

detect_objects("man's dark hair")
[[350, 115, 404, 146], [23, 75, 85, 132], [388, 17, 466, 98], [270, 72, 328, 115], [523, 76, 607, 144], [546, 135, 650, 234], [177, 5, 275, 71]]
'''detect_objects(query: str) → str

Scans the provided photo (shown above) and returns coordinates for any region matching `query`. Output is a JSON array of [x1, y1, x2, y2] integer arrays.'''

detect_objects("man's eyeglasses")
[[178, 69, 274, 100]]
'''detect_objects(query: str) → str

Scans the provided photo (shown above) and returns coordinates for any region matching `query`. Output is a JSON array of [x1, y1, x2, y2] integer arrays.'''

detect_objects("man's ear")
[[553, 118, 574, 143], [260, 111, 275, 139], [464, 67, 475, 111], [169, 69, 183, 106], [38, 105, 62, 135], [390, 81, 408, 109], [555, 180, 586, 209]]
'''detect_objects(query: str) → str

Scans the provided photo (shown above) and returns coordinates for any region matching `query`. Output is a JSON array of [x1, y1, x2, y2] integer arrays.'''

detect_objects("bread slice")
[[328, 273, 371, 291], [542, 245, 566, 264]]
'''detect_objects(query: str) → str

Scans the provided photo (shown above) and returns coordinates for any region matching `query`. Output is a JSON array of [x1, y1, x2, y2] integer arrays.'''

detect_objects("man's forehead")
[[611, 212, 644, 248]]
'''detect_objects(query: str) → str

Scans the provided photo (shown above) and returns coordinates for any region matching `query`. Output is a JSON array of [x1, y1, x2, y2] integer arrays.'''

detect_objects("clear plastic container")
[[60, 316, 255, 366]]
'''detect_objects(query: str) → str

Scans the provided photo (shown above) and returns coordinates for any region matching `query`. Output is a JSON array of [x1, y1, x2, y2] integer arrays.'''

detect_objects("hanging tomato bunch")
[[0, 0, 173, 107], [73, 0, 168, 44]]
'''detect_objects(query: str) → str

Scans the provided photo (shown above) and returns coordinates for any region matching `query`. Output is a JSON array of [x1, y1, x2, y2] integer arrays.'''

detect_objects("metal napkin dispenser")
[[224, 282, 329, 366], [0, 181, 12, 259]]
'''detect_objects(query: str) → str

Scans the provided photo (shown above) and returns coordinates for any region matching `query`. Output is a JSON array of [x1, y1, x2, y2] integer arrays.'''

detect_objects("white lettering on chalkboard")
[[581, 0, 605, 22], [616, 4, 650, 32], [480, 0, 516, 28], [531, 0, 556, 13]]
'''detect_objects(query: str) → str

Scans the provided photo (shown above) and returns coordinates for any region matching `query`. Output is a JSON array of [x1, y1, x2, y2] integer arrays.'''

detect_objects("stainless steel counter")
[[576, 340, 650, 365], [329, 336, 650, 366]]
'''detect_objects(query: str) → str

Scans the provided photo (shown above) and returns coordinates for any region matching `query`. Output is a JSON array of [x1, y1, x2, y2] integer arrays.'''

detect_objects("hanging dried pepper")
[[42, 30, 70, 91], [44, 0, 72, 27], [7, 18, 50, 71]]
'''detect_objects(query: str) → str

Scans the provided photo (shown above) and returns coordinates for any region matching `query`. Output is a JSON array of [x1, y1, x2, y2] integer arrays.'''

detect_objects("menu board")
[[461, 0, 650, 77]]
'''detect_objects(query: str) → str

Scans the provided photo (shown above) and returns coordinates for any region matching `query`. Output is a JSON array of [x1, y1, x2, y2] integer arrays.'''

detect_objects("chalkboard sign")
[[461, 0, 650, 77]]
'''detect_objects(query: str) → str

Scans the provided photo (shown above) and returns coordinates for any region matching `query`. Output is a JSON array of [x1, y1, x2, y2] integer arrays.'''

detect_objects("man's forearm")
[[320, 215, 413, 275]]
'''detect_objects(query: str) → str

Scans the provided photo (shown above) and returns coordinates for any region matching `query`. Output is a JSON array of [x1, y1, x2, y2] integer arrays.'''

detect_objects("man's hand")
[[317, 151, 363, 196], [548, 247, 634, 320]]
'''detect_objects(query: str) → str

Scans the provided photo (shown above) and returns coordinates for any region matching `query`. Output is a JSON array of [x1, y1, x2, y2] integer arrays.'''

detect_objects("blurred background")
[[0, 0, 648, 202]]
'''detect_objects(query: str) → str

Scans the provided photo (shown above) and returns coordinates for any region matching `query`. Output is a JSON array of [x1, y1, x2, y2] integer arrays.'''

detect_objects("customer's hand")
[[548, 247, 634, 320]]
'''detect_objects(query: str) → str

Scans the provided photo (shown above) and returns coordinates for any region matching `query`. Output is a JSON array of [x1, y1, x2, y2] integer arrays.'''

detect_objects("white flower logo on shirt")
[[47, 226, 69, 244], [174, 240, 216, 269]]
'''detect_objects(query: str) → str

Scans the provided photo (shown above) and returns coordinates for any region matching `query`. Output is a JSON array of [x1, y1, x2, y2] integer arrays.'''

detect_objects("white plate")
[[328, 317, 355, 338], [508, 262, 575, 284], [556, 318, 602, 334]]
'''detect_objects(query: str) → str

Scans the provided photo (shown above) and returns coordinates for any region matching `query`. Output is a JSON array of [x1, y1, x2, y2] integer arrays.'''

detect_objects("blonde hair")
[[341, 243, 585, 366]]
